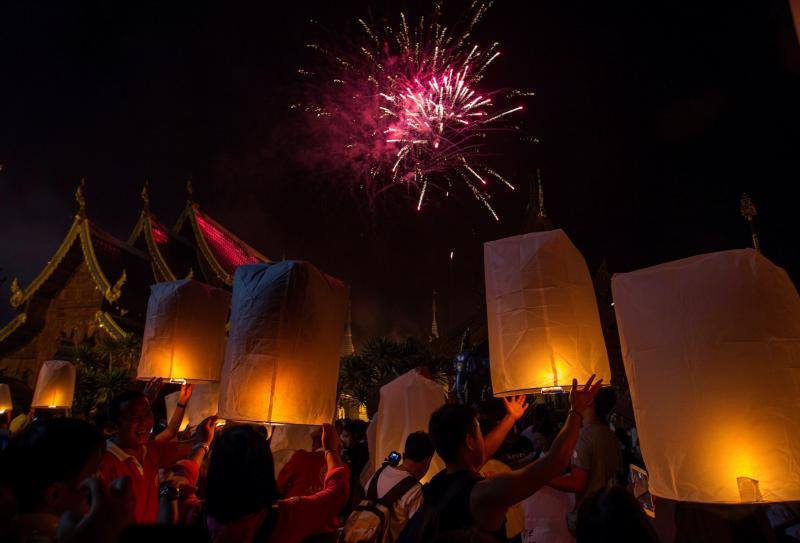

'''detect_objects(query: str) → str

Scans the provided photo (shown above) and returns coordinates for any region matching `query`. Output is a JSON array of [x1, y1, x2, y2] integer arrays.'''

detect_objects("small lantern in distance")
[[484, 229, 611, 395], [137, 279, 231, 384], [0, 384, 12, 414], [31, 360, 76, 410]]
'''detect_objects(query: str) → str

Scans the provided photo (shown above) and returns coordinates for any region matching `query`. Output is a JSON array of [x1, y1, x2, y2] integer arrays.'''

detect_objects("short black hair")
[[429, 403, 477, 464], [0, 418, 104, 513], [403, 431, 434, 462], [206, 424, 278, 523], [593, 388, 617, 424], [108, 390, 147, 424], [344, 419, 368, 441]]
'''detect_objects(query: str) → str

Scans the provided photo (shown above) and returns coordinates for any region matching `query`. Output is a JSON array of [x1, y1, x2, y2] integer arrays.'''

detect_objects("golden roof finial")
[[186, 177, 194, 203], [141, 180, 150, 211], [106, 270, 127, 304], [740, 193, 761, 252], [10, 278, 23, 309], [75, 178, 87, 217]]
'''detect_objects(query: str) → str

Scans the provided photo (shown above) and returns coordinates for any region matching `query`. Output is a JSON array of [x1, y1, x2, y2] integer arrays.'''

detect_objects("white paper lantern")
[[164, 383, 220, 432], [218, 261, 348, 425], [137, 279, 231, 383], [612, 249, 800, 503], [0, 384, 12, 413], [484, 229, 611, 395], [31, 360, 76, 409], [367, 369, 446, 484]]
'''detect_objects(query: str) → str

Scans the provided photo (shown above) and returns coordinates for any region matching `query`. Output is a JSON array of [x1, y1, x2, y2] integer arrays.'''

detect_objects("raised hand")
[[503, 395, 529, 421], [196, 415, 219, 445], [569, 374, 604, 414], [321, 423, 341, 452], [177, 383, 194, 405], [59, 476, 134, 543]]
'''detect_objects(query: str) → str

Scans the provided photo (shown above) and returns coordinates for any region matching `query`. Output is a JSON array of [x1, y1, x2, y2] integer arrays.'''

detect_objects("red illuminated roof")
[[195, 211, 265, 274]]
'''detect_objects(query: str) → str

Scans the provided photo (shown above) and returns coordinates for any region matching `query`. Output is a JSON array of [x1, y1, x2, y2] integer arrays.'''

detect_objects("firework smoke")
[[296, 1, 530, 219]]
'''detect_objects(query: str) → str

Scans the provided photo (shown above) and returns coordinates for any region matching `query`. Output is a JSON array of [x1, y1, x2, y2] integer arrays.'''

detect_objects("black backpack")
[[342, 465, 419, 543], [395, 471, 479, 543]]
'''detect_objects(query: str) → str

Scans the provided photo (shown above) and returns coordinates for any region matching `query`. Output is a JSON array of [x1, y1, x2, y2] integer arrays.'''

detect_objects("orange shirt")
[[98, 439, 186, 524]]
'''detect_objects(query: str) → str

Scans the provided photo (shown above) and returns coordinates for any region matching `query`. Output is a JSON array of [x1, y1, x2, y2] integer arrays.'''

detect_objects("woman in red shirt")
[[205, 423, 350, 543]]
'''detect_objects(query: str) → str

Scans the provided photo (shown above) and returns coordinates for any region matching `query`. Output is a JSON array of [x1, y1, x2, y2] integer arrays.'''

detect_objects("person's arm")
[[548, 466, 589, 493], [481, 396, 528, 466], [279, 424, 351, 539], [470, 376, 603, 532], [155, 384, 193, 442], [155, 416, 217, 467], [321, 423, 346, 473]]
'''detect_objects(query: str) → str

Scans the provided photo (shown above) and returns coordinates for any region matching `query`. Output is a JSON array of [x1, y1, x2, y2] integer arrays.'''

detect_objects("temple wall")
[[0, 262, 104, 385]]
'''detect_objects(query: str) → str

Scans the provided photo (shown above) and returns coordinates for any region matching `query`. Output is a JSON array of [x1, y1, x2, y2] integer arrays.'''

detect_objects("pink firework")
[[297, 1, 530, 219]]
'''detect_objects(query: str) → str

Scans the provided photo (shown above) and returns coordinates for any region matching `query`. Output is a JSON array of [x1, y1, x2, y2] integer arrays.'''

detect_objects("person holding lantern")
[[205, 422, 350, 543], [398, 376, 603, 543], [547, 387, 624, 533], [97, 389, 218, 525]]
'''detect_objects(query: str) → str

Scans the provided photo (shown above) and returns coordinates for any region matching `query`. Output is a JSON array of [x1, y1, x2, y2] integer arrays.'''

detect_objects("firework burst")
[[296, 1, 531, 219]]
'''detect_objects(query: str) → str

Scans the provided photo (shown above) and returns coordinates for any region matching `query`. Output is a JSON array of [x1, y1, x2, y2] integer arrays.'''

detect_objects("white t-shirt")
[[364, 466, 423, 543]]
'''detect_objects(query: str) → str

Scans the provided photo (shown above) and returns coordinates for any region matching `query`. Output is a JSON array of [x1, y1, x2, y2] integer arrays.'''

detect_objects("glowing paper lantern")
[[484, 229, 611, 395], [31, 360, 76, 408], [612, 249, 800, 503], [165, 383, 220, 432], [0, 384, 12, 414], [137, 279, 231, 383], [367, 369, 446, 483], [218, 261, 348, 425]]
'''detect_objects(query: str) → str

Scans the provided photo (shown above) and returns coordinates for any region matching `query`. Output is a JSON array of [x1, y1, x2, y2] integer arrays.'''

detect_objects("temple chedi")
[[0, 180, 269, 385]]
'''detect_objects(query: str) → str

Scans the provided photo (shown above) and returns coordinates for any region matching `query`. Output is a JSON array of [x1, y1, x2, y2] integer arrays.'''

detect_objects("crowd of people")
[[0, 375, 660, 543]]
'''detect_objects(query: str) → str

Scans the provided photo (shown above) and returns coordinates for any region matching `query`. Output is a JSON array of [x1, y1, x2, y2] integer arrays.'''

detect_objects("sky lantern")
[[484, 229, 611, 395], [165, 383, 220, 432], [137, 279, 231, 383], [366, 369, 446, 484], [218, 261, 348, 426], [0, 384, 12, 414], [612, 249, 800, 503], [31, 360, 76, 409]]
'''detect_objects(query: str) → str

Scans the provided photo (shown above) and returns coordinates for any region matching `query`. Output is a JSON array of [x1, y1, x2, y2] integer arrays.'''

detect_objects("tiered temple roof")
[[0, 180, 270, 383]]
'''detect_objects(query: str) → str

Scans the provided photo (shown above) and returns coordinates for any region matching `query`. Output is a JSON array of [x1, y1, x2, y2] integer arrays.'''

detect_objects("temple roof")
[[1, 184, 148, 349], [128, 185, 201, 283], [174, 199, 269, 287], [1, 180, 272, 351]]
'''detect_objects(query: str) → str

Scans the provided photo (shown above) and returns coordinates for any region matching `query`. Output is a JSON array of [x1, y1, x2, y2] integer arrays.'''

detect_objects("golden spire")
[[430, 289, 440, 340], [186, 177, 194, 203], [141, 180, 150, 212], [537, 169, 547, 219], [341, 300, 355, 356], [740, 193, 760, 252], [75, 178, 87, 217]]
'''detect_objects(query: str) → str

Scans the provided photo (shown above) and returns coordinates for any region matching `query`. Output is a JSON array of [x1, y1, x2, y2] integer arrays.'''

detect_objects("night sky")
[[2, 1, 799, 345]]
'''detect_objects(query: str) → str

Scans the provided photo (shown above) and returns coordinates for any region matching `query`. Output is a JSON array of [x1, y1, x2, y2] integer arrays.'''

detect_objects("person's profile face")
[[340, 429, 353, 448], [116, 397, 154, 447]]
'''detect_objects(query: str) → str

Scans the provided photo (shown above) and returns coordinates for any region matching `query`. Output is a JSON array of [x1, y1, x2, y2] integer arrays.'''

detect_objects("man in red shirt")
[[277, 427, 326, 498], [97, 390, 216, 524]]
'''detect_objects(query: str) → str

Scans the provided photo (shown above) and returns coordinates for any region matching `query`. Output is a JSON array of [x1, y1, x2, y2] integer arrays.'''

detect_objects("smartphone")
[[630, 464, 655, 518], [387, 451, 402, 466]]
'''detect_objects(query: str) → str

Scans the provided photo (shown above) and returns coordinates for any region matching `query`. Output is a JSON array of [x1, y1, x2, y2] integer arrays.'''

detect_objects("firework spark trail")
[[298, 2, 531, 219]]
